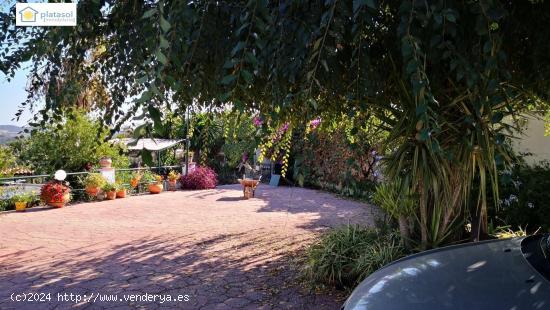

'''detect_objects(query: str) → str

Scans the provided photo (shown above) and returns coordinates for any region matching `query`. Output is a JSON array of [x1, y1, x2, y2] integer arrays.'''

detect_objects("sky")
[[0, 1, 35, 126], [0, 65, 35, 126]]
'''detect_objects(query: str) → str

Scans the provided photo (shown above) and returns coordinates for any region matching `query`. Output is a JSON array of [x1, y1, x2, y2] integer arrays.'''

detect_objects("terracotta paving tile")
[[0, 185, 378, 309]]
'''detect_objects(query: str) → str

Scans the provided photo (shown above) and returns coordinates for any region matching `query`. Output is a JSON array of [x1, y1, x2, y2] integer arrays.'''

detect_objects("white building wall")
[[512, 115, 550, 165]]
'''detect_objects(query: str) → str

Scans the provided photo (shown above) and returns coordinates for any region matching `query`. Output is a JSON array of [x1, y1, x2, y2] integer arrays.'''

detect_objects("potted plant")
[[167, 171, 180, 191], [27, 191, 41, 208], [12, 192, 33, 212], [187, 151, 195, 163], [143, 171, 163, 194], [102, 183, 117, 200], [115, 183, 127, 198], [99, 156, 112, 168], [40, 181, 71, 208], [130, 171, 142, 188], [83, 173, 106, 197]]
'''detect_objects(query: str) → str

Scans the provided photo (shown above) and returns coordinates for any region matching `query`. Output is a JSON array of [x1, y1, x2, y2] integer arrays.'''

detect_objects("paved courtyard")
[[0, 184, 377, 309]]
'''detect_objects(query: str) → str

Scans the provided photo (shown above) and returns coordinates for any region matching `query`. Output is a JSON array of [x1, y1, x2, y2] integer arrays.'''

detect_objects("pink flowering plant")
[[179, 166, 218, 190], [253, 116, 263, 127], [309, 117, 321, 130]]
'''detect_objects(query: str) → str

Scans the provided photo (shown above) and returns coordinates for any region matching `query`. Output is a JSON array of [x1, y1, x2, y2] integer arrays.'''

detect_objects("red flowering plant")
[[40, 181, 71, 203], [179, 166, 218, 190]]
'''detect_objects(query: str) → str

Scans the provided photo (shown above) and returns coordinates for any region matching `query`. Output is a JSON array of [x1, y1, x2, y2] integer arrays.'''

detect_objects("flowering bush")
[[179, 166, 218, 190], [40, 181, 71, 203]]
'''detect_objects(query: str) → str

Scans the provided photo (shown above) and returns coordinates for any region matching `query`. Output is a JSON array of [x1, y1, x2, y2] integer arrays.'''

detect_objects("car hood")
[[344, 238, 550, 310]]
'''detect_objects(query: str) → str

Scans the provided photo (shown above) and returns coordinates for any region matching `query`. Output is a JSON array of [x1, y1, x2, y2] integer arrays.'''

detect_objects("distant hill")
[[0, 125, 25, 144], [0, 125, 23, 133]]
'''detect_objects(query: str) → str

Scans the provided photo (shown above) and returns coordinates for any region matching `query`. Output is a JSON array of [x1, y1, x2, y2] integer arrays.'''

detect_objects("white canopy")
[[111, 138, 184, 152]]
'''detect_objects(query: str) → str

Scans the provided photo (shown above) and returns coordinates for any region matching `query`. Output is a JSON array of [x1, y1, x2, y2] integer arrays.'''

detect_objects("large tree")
[[2, 0, 550, 247]]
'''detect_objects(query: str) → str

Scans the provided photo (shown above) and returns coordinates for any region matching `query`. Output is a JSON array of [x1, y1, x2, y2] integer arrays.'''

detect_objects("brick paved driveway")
[[0, 185, 377, 309]]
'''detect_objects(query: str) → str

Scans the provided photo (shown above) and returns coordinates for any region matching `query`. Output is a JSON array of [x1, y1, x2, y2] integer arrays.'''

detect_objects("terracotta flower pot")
[[106, 191, 117, 200], [47, 193, 71, 208], [116, 189, 126, 198], [148, 183, 163, 194], [168, 180, 177, 191], [130, 178, 139, 188], [99, 157, 112, 168], [15, 202, 27, 212], [85, 186, 100, 197]]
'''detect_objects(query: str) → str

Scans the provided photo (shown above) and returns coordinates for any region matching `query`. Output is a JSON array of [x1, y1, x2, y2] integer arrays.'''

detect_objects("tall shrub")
[[495, 162, 550, 232], [13, 110, 129, 174]]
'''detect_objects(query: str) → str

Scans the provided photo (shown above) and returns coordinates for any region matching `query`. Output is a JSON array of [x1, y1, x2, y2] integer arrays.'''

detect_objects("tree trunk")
[[471, 202, 488, 242], [398, 215, 411, 248], [418, 183, 428, 249]]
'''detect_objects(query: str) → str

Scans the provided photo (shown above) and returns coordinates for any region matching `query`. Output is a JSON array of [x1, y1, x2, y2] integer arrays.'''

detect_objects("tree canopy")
[[8, 111, 129, 174], [2, 0, 550, 247], [1, 1, 548, 126]]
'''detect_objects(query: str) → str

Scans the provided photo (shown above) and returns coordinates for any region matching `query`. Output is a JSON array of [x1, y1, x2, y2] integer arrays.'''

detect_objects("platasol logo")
[[16, 3, 77, 26]]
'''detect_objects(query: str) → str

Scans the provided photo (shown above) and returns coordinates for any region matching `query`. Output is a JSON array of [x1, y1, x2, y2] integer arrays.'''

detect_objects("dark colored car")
[[343, 234, 550, 310]]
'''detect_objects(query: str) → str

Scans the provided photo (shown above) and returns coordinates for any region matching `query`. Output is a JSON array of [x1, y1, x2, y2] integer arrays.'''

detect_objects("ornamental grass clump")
[[304, 225, 406, 290], [179, 166, 218, 190]]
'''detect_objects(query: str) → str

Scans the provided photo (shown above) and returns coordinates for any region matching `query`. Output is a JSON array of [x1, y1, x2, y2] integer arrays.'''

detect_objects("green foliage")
[[373, 180, 416, 218], [0, 145, 17, 176], [2, 0, 550, 250], [11, 191, 38, 204], [0, 189, 40, 211], [352, 233, 405, 282], [304, 225, 406, 290], [141, 170, 162, 184], [221, 114, 259, 168], [101, 183, 116, 192], [12, 110, 129, 174], [494, 162, 550, 232], [292, 113, 382, 199], [0, 187, 17, 211], [3, 1, 548, 128], [372, 179, 417, 248], [115, 182, 129, 191], [186, 112, 224, 165], [82, 173, 107, 188]]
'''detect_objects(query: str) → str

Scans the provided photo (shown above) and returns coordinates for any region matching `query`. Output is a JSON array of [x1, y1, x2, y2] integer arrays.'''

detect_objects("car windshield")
[[521, 234, 550, 281]]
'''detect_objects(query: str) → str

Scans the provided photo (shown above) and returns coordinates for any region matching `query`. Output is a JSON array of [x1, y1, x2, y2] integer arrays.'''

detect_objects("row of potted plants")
[[32, 170, 183, 210], [11, 191, 40, 212], [83, 170, 181, 197], [132, 170, 180, 193], [101, 183, 129, 200], [82, 173, 129, 199]]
